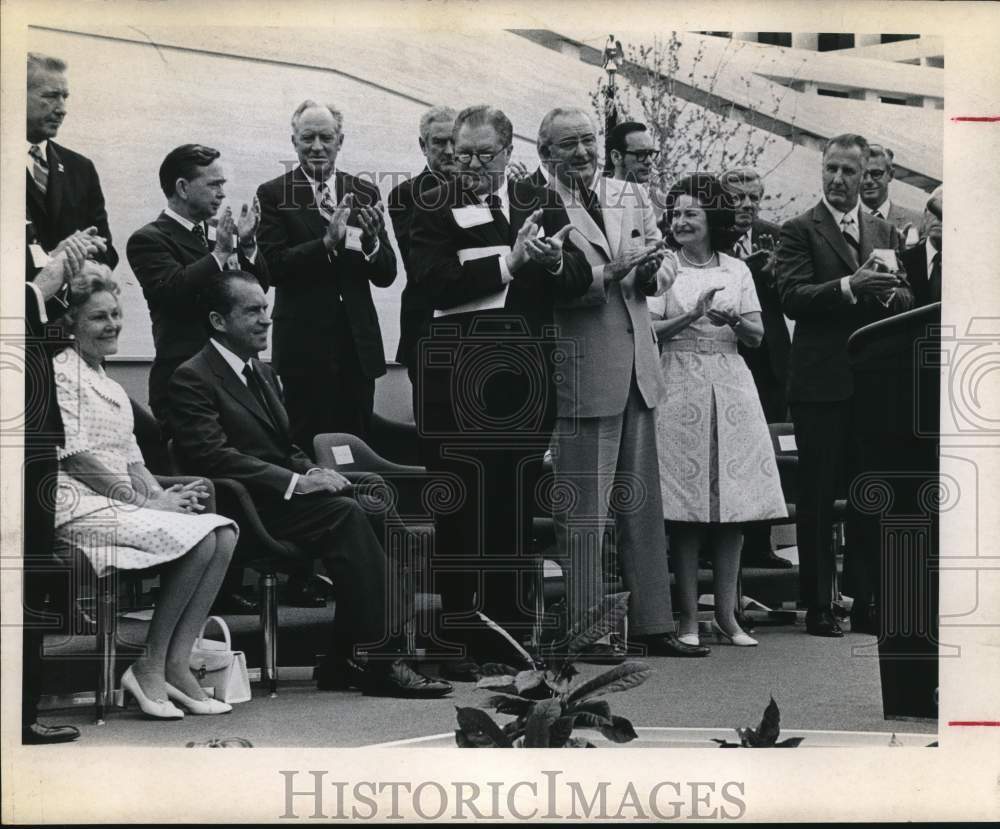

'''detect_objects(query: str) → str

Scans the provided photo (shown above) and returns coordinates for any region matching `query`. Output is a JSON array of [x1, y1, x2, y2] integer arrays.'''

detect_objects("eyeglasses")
[[551, 135, 598, 152], [454, 148, 507, 165], [624, 149, 660, 162], [863, 169, 887, 181]]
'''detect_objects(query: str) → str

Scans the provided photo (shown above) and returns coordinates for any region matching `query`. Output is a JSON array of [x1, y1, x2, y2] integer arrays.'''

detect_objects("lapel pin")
[[57, 163, 65, 173]]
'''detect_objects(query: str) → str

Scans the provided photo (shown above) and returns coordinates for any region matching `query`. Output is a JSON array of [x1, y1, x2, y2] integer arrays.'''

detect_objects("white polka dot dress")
[[51, 348, 236, 578]]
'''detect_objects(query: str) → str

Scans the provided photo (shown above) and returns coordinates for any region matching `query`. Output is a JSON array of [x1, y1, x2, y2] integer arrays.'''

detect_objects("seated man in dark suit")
[[720, 167, 793, 569], [167, 271, 451, 699], [900, 186, 942, 307]]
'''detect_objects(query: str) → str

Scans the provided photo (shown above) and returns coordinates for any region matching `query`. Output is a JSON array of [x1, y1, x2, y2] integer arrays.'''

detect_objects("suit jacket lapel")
[[551, 180, 611, 260], [207, 346, 278, 432], [46, 142, 64, 220], [292, 167, 329, 238], [250, 358, 291, 436], [813, 202, 858, 272], [157, 212, 211, 258], [600, 182, 628, 256], [26, 171, 47, 221], [857, 210, 879, 263]]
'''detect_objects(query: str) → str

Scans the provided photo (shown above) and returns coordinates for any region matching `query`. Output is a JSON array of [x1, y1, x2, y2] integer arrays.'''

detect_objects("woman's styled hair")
[[64, 261, 120, 325], [662, 173, 737, 254]]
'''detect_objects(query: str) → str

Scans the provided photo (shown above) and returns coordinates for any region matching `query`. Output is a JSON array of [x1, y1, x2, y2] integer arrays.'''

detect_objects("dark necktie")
[[192, 223, 208, 249], [840, 216, 860, 268], [484, 193, 510, 237], [929, 251, 941, 302], [316, 182, 336, 221], [871, 209, 884, 221], [580, 186, 606, 236], [29, 144, 48, 194], [242, 364, 274, 423]]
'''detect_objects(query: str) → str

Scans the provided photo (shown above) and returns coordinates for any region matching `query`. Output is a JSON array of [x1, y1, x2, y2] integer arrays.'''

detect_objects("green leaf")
[[485, 694, 533, 717], [476, 675, 518, 692], [566, 698, 612, 720], [570, 711, 613, 729], [479, 662, 521, 677], [599, 715, 639, 744], [524, 698, 562, 748], [754, 696, 781, 746], [566, 661, 652, 704], [455, 706, 512, 748], [549, 716, 576, 748], [514, 670, 545, 695]]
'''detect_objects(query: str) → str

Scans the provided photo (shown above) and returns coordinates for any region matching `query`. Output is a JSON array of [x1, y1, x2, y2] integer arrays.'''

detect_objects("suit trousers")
[[22, 445, 64, 727], [258, 490, 403, 659], [551, 377, 673, 637], [281, 366, 376, 451], [790, 399, 851, 609]]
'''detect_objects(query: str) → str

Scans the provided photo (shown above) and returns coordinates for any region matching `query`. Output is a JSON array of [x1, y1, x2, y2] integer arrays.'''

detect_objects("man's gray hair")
[[291, 100, 344, 133], [536, 107, 594, 150], [419, 105, 457, 141], [867, 144, 896, 170], [823, 133, 870, 161], [28, 52, 67, 81]]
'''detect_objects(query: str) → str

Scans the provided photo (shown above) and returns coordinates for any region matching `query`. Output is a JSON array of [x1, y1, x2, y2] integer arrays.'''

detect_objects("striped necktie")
[[29, 144, 48, 194], [316, 182, 336, 221], [191, 223, 208, 249], [840, 215, 860, 267]]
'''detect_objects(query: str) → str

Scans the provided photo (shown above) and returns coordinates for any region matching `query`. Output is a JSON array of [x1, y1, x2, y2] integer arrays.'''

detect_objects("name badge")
[[452, 205, 493, 229], [29, 244, 50, 268], [344, 225, 364, 252], [207, 224, 218, 243]]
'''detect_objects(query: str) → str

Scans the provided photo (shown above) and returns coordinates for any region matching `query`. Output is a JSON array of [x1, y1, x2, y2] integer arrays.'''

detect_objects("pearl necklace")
[[679, 248, 715, 268]]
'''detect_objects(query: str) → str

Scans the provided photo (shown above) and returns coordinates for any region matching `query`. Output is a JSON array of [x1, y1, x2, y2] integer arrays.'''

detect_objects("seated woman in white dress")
[[53, 263, 239, 718], [648, 175, 787, 649]]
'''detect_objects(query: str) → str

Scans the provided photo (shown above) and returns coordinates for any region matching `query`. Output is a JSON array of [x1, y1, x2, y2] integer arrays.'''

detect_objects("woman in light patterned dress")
[[648, 175, 787, 649], [52, 263, 239, 718]]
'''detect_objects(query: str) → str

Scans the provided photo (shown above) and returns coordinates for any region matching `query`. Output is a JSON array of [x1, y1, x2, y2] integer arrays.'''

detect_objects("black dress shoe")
[[576, 642, 627, 665], [439, 659, 482, 683], [210, 591, 259, 615], [633, 633, 710, 657], [741, 548, 794, 569], [805, 607, 843, 638], [359, 660, 453, 698], [23, 722, 81, 745], [282, 577, 328, 608]]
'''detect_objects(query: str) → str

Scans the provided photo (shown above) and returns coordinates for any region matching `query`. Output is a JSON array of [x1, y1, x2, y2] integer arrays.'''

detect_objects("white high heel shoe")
[[164, 682, 233, 715], [711, 621, 758, 647], [121, 667, 184, 719], [677, 632, 701, 647]]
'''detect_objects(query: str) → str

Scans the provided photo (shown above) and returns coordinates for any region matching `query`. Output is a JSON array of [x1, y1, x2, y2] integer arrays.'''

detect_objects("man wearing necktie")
[[256, 100, 397, 450], [127, 144, 269, 430], [901, 186, 943, 307], [26, 53, 118, 273], [860, 145, 922, 248], [408, 105, 593, 680], [534, 107, 708, 659], [776, 133, 914, 638]]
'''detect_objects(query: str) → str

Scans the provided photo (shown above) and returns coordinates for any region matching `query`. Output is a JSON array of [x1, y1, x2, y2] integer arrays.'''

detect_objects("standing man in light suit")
[[538, 107, 708, 657]]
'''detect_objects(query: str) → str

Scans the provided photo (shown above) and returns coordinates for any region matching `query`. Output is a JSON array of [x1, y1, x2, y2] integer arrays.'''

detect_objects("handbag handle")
[[194, 615, 232, 650]]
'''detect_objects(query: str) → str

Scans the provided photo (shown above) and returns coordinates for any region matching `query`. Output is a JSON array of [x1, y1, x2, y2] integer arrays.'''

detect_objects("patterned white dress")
[[52, 347, 235, 577], [647, 253, 787, 523]]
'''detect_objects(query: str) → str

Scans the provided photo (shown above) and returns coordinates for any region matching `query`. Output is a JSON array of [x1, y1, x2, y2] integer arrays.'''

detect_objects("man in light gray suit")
[[860, 145, 922, 247], [537, 107, 708, 657]]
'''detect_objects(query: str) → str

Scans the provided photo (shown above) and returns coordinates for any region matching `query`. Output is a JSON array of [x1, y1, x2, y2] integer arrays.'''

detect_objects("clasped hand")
[[296, 468, 352, 495], [213, 199, 261, 257], [607, 241, 668, 282], [848, 252, 902, 299], [147, 480, 210, 514], [508, 209, 574, 272], [35, 228, 107, 300], [322, 194, 383, 251]]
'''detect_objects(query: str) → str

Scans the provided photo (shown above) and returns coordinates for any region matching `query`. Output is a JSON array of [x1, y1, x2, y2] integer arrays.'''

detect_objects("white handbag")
[[189, 615, 252, 704]]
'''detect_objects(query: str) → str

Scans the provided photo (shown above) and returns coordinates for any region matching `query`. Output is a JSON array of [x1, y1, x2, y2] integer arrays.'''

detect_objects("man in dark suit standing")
[[22, 232, 104, 743], [860, 145, 922, 248], [257, 100, 396, 448], [26, 53, 118, 271], [777, 133, 914, 637], [408, 105, 593, 678], [168, 271, 451, 698], [607, 121, 658, 186], [387, 105, 456, 415], [721, 168, 794, 569], [127, 144, 269, 428], [901, 186, 943, 307]]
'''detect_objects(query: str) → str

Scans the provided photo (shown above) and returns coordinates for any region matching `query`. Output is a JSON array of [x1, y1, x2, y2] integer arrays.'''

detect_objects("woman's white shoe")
[[121, 667, 185, 719], [677, 632, 701, 647], [711, 621, 758, 647], [164, 682, 233, 715]]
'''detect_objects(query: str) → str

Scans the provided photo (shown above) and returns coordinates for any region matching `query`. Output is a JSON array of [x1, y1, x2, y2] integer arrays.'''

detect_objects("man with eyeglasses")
[[408, 105, 593, 681], [388, 106, 457, 410], [607, 121, 659, 185], [900, 186, 943, 307], [536, 107, 708, 659], [860, 145, 922, 247]]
